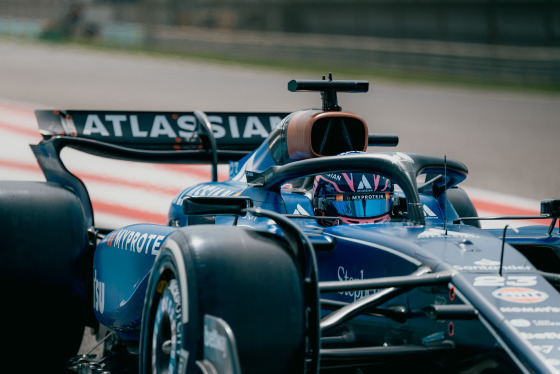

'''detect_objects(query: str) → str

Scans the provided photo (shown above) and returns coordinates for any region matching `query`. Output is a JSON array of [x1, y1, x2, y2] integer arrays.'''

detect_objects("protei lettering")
[[106, 229, 165, 256]]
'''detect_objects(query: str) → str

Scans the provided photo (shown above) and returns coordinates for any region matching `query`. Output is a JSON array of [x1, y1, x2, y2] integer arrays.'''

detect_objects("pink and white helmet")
[[313, 171, 393, 226]]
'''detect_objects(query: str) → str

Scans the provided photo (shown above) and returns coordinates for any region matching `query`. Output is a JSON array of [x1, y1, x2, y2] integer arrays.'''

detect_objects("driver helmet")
[[313, 171, 393, 226]]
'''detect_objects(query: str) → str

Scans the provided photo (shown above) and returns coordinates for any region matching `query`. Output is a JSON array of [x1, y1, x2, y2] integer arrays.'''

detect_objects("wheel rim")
[[152, 279, 183, 374]]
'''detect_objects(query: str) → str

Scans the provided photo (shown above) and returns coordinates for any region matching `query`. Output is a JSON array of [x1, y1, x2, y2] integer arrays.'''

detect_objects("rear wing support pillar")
[[30, 140, 94, 228]]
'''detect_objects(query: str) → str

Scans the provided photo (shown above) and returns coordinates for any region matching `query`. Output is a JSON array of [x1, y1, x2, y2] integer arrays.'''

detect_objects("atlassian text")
[[82, 114, 283, 139]]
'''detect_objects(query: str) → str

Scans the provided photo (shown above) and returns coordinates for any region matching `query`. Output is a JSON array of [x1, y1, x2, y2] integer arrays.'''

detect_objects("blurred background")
[[1, 0, 559, 89]]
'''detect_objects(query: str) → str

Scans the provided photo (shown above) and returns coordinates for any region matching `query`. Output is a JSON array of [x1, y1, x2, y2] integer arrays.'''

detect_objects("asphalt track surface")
[[0, 37, 558, 356]]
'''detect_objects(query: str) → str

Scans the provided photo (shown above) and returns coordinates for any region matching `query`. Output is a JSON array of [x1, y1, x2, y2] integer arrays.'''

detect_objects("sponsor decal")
[[455, 264, 531, 271], [392, 152, 414, 165], [352, 173, 389, 192], [204, 325, 227, 359], [454, 259, 531, 272], [94, 269, 105, 314], [423, 204, 438, 219], [475, 258, 499, 266], [347, 194, 388, 201], [337, 266, 377, 301], [533, 320, 560, 327], [509, 319, 532, 327], [474, 275, 537, 287], [325, 173, 341, 182], [80, 113, 284, 141], [106, 229, 165, 256], [228, 161, 240, 179], [492, 287, 549, 304], [174, 184, 239, 204], [419, 228, 479, 239], [281, 183, 294, 193], [520, 332, 560, 340], [357, 175, 371, 190], [501, 306, 560, 313], [533, 345, 555, 354], [292, 204, 310, 216], [241, 214, 257, 222]]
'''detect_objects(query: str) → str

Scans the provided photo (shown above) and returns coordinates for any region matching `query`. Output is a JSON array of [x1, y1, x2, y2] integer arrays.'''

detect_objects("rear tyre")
[[140, 226, 310, 374], [0, 181, 89, 370]]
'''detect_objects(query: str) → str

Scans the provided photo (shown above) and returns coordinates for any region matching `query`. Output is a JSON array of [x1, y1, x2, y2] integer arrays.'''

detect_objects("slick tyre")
[[0, 181, 89, 369], [447, 186, 480, 228], [140, 226, 308, 374]]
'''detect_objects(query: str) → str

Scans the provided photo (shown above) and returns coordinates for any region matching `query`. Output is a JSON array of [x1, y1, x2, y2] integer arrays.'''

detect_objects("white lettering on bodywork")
[[106, 229, 165, 256], [94, 269, 105, 314]]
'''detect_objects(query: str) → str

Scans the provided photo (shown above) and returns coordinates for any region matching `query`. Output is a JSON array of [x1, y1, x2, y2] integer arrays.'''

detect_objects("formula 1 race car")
[[2, 75, 560, 374]]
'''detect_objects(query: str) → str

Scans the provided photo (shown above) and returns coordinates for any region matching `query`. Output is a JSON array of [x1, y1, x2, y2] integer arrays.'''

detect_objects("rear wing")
[[35, 110, 290, 152], [32, 110, 288, 228], [31, 109, 399, 228], [36, 110, 400, 152]]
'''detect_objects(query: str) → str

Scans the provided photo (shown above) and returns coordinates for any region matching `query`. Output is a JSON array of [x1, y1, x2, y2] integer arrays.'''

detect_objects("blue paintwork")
[[75, 110, 560, 372], [93, 224, 177, 339], [28, 99, 560, 373]]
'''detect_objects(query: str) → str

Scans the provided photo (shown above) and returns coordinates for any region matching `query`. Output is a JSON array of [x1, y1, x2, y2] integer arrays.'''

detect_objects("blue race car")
[[2, 75, 559, 374]]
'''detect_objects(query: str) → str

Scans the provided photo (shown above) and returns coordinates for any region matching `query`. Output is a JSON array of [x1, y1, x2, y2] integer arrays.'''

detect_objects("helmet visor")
[[321, 192, 392, 218]]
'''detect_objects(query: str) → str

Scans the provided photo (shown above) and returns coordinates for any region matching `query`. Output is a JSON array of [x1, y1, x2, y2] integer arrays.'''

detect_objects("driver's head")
[[312, 172, 393, 226]]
